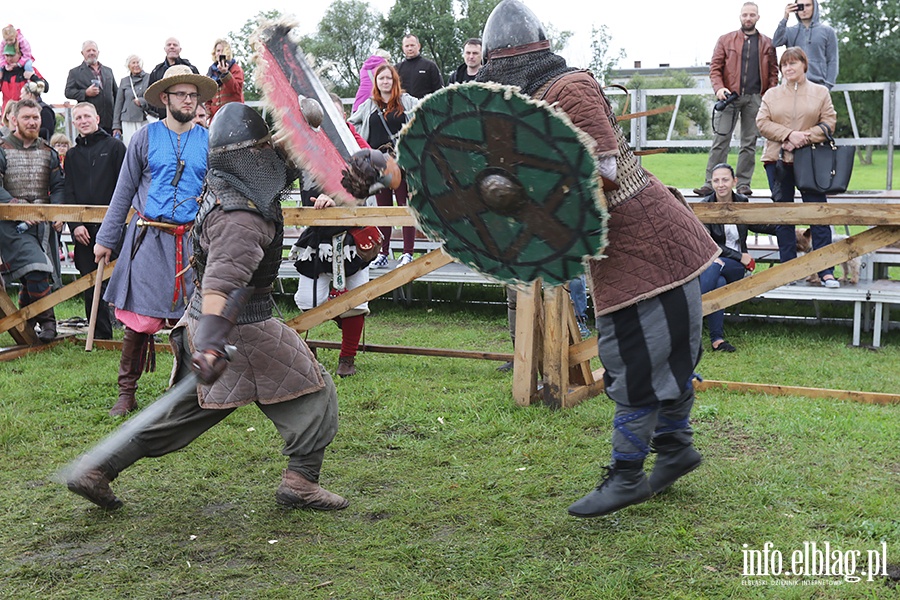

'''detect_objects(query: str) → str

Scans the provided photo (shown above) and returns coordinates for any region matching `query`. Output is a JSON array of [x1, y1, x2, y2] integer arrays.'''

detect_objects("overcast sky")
[[7, 0, 792, 106]]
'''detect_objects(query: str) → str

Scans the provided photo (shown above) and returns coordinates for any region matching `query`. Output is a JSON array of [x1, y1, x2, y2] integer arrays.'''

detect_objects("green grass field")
[[642, 149, 900, 192], [1, 148, 898, 598], [1, 295, 898, 599]]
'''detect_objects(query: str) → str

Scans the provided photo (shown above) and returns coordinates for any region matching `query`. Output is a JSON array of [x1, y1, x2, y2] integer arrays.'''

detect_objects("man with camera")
[[693, 2, 777, 197]]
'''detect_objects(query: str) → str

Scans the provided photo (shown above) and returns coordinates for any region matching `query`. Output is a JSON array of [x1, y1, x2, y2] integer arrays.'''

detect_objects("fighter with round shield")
[[342, 0, 719, 518]]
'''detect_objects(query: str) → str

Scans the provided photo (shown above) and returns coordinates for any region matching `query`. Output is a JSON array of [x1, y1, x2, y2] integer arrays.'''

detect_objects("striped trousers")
[[596, 278, 703, 462]]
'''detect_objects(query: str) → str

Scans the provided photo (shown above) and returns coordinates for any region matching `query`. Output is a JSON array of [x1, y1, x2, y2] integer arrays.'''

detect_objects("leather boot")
[[568, 460, 653, 518], [35, 308, 57, 343], [648, 435, 702, 494], [276, 469, 349, 510], [336, 356, 356, 377], [109, 328, 147, 416], [67, 467, 123, 510]]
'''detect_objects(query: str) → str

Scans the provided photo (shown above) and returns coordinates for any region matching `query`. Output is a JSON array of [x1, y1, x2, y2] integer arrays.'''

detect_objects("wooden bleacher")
[[12, 191, 900, 350]]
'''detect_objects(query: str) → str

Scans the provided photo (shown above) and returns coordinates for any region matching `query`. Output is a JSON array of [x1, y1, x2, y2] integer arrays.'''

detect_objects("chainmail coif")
[[206, 144, 290, 221], [476, 49, 575, 96]]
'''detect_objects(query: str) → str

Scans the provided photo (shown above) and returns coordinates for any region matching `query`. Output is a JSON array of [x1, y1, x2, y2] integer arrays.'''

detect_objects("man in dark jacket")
[[63, 102, 126, 340], [146, 38, 200, 119], [395, 34, 443, 99], [692, 2, 778, 197], [64, 41, 117, 133], [447, 38, 483, 84]]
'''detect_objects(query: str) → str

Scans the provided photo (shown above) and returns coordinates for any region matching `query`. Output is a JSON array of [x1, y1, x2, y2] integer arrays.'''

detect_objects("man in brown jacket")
[[693, 2, 778, 197]]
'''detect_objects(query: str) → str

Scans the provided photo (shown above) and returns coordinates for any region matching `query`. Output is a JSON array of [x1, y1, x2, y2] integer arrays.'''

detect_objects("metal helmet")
[[208, 102, 271, 153], [481, 0, 550, 61]]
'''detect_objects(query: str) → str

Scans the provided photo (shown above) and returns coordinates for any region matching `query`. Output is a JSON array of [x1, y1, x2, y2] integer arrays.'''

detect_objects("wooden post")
[[85, 256, 106, 351], [0, 259, 116, 338], [566, 302, 593, 388], [512, 280, 542, 407], [541, 286, 569, 409]]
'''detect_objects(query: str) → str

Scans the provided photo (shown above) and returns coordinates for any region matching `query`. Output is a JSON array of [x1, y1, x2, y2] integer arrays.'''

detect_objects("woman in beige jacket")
[[757, 46, 839, 287]]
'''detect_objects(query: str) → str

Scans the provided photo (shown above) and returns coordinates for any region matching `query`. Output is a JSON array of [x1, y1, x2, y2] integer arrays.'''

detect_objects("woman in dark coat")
[[698, 163, 777, 352]]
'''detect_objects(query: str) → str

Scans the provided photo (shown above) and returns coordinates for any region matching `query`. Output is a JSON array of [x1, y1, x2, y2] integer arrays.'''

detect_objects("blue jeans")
[[698, 257, 745, 343], [568, 274, 588, 321], [764, 162, 834, 279]]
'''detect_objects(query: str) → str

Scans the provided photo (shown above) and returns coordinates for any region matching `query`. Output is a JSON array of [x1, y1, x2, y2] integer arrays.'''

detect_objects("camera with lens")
[[714, 91, 739, 111]]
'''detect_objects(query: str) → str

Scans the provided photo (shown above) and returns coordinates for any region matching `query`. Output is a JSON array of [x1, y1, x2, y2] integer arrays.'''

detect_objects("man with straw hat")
[[93, 65, 216, 417]]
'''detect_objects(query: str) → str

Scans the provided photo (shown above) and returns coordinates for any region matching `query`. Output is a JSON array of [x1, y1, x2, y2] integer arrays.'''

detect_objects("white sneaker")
[[396, 253, 413, 267], [822, 278, 840, 289], [371, 254, 389, 269]]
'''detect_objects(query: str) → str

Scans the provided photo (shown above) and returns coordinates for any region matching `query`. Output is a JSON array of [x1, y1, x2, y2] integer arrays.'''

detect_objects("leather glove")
[[191, 314, 233, 384]]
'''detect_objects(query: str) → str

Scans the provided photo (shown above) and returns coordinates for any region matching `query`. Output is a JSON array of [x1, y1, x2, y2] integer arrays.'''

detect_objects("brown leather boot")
[[67, 468, 123, 510], [336, 356, 356, 377], [276, 469, 349, 510], [109, 328, 147, 416]]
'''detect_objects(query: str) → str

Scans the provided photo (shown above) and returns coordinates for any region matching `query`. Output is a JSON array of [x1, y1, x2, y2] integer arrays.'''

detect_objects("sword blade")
[[258, 23, 359, 159], [55, 373, 198, 483], [255, 24, 359, 205]]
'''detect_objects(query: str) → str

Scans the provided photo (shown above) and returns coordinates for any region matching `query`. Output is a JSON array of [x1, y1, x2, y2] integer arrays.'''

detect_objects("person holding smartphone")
[[773, 0, 838, 89], [205, 39, 244, 119]]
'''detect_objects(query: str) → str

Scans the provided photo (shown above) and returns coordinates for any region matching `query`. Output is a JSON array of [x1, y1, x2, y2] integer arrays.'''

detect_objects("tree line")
[[227, 0, 897, 150]]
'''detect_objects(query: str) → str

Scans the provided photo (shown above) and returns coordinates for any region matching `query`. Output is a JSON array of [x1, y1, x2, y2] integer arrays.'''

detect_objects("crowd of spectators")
[[0, 31, 244, 351], [1, 3, 849, 360], [692, 0, 842, 296]]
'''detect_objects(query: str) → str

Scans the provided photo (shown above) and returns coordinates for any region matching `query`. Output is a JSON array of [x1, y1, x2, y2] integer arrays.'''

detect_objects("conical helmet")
[[482, 0, 550, 60]]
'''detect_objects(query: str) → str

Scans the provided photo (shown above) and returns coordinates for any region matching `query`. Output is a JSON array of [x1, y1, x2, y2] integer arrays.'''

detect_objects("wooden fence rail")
[[3, 203, 899, 405]]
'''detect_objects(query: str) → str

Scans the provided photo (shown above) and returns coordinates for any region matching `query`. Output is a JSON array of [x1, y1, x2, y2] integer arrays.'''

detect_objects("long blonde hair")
[[211, 39, 233, 62]]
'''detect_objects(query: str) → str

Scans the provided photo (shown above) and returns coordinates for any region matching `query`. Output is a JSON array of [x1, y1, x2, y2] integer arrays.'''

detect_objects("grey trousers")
[[704, 93, 762, 188], [596, 278, 703, 462], [104, 327, 339, 483]]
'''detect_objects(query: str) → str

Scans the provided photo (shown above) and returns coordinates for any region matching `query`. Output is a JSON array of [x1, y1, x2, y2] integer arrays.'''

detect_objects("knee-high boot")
[[109, 328, 150, 416]]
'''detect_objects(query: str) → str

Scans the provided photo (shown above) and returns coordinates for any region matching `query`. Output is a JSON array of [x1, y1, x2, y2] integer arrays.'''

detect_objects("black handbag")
[[792, 123, 855, 194]]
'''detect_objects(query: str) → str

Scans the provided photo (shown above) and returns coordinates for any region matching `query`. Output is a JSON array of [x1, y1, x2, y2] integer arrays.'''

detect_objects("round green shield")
[[397, 82, 608, 286]]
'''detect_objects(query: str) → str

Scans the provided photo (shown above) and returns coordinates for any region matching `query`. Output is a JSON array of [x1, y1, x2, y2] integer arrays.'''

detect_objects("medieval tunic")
[[539, 71, 719, 316], [100, 162, 337, 485], [183, 202, 326, 410], [539, 70, 719, 418], [97, 121, 208, 320], [293, 225, 372, 316], [0, 134, 64, 283]]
